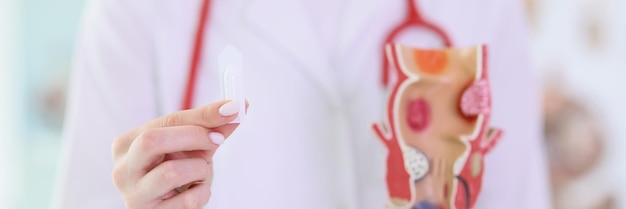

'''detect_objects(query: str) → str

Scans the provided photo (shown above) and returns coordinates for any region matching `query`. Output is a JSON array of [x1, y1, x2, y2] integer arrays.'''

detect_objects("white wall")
[[0, 0, 22, 208]]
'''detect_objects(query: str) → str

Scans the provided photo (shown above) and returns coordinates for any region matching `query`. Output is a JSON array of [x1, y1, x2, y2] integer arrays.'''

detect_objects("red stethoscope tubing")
[[182, 0, 212, 110], [381, 0, 452, 86], [182, 0, 451, 110]]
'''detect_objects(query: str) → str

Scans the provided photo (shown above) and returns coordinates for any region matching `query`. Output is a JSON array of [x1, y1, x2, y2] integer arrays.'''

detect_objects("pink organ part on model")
[[460, 80, 490, 117]]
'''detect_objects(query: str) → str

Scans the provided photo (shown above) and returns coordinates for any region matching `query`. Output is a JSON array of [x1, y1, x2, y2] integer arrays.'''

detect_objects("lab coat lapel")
[[243, 0, 341, 106]]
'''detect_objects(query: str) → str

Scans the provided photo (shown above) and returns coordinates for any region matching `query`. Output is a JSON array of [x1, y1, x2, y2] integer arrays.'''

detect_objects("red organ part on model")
[[407, 98, 431, 133], [372, 44, 503, 209]]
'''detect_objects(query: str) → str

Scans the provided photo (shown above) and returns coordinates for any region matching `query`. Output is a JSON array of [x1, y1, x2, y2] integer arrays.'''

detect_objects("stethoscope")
[[180, 0, 469, 207], [182, 0, 212, 110], [181, 0, 452, 110], [181, 0, 469, 204]]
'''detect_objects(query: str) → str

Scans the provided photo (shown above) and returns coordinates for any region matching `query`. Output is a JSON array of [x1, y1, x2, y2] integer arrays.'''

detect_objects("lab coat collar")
[[241, 0, 343, 108]]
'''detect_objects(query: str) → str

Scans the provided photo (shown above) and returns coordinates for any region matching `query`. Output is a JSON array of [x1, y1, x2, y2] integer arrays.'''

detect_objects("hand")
[[112, 100, 247, 209]]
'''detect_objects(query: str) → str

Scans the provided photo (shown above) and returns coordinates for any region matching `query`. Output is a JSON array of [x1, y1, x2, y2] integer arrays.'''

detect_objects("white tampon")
[[218, 46, 245, 123]]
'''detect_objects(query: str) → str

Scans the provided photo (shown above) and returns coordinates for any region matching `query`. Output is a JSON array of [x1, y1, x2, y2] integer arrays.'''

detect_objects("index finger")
[[113, 100, 247, 160], [140, 100, 241, 137]]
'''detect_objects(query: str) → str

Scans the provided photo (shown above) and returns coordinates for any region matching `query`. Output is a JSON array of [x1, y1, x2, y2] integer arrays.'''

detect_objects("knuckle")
[[200, 107, 215, 124], [111, 136, 122, 154], [160, 162, 182, 184], [125, 201, 142, 209], [124, 191, 142, 208], [111, 135, 128, 160], [111, 163, 126, 189], [161, 114, 182, 127], [136, 129, 160, 154]]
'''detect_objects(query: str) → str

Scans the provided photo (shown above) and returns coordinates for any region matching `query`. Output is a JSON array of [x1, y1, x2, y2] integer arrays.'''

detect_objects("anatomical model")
[[373, 44, 502, 209]]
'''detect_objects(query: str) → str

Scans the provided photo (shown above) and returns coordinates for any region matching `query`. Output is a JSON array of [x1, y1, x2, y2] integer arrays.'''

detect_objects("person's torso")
[[145, 0, 545, 208]]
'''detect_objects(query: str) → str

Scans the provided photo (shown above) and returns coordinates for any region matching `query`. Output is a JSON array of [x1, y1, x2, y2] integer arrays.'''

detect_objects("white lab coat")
[[54, 0, 551, 208]]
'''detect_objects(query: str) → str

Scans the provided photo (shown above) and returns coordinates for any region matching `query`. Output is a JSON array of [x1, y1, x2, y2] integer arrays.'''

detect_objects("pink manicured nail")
[[209, 132, 225, 145], [218, 101, 239, 116]]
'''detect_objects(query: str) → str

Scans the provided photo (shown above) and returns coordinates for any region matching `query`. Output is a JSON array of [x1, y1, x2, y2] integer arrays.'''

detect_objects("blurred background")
[[0, 0, 624, 208]]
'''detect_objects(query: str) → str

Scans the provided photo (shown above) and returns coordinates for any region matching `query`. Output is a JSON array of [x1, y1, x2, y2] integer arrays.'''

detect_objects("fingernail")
[[219, 101, 239, 116], [209, 132, 225, 145]]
